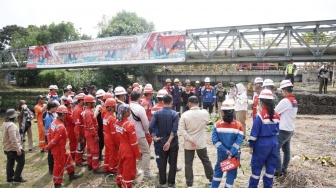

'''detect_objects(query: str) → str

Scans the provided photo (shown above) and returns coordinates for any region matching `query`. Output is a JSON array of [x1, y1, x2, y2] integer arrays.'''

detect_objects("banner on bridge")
[[26, 31, 185, 68]]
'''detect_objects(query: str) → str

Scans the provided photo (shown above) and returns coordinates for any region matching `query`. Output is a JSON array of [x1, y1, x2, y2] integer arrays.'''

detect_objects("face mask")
[[223, 110, 234, 123]]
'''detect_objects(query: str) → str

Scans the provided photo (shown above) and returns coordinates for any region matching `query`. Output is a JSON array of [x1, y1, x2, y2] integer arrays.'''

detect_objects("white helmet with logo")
[[254, 77, 264, 84], [66, 85, 72, 89], [262, 79, 274, 87], [95, 89, 106, 97], [221, 99, 235, 110], [279, 80, 293, 89], [204, 77, 211, 82], [259, 89, 274, 100], [157, 89, 168, 98], [114, 86, 127, 96]]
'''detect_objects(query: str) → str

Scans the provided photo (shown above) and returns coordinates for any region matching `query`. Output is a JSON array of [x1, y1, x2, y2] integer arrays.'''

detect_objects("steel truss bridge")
[[1, 20, 336, 72]]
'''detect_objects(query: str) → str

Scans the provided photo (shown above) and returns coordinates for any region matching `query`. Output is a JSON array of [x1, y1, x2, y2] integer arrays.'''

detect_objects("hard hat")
[[280, 80, 293, 89], [144, 83, 153, 89], [165, 78, 172, 83], [103, 93, 114, 100], [53, 100, 60, 106], [66, 85, 72, 89], [185, 79, 190, 84], [157, 89, 168, 98], [262, 79, 274, 87], [173, 78, 180, 83], [56, 105, 68, 114], [195, 80, 200, 84], [49, 85, 54, 90], [105, 98, 117, 107], [204, 77, 211, 82], [54, 85, 58, 90], [259, 89, 274, 100], [132, 83, 140, 88], [95, 89, 106, 97], [75, 93, 86, 100], [254, 77, 264, 84], [63, 98, 73, 105], [144, 88, 154, 94], [84, 95, 96, 103], [114, 86, 127, 95], [221, 99, 235, 110], [133, 87, 141, 93]]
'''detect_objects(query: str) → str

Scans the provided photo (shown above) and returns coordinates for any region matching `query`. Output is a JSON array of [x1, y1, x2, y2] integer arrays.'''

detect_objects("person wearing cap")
[[43, 101, 59, 174], [163, 78, 172, 95], [115, 103, 141, 188], [102, 98, 119, 175], [194, 80, 202, 107], [94, 89, 106, 161], [285, 61, 297, 86], [106, 84, 114, 95], [262, 79, 279, 105], [181, 84, 194, 113], [2, 109, 27, 183], [63, 98, 77, 160], [83, 95, 104, 174], [17, 100, 33, 152], [215, 81, 227, 117], [44, 105, 82, 188], [171, 78, 183, 113], [90, 85, 98, 97], [201, 77, 216, 114], [47, 85, 59, 102], [66, 85, 75, 99], [274, 80, 298, 176], [248, 89, 280, 188], [179, 96, 213, 187], [73, 93, 87, 167], [129, 90, 157, 179], [149, 94, 179, 188], [34, 95, 47, 152], [235, 83, 248, 137], [211, 99, 244, 188]]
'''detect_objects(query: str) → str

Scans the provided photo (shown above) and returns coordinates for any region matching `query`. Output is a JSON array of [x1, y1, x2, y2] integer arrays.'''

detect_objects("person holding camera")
[[2, 109, 27, 183], [17, 100, 34, 152]]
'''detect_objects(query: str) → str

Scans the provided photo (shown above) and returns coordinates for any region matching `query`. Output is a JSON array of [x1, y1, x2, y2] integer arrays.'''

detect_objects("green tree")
[[0, 25, 28, 50], [302, 32, 328, 45], [96, 10, 156, 87]]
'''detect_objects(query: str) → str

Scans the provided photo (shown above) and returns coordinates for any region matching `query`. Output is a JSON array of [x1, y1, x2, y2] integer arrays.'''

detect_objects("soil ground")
[[0, 112, 335, 188]]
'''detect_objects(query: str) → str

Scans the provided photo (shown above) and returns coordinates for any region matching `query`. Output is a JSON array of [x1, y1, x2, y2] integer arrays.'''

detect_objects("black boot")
[[93, 168, 105, 174], [54, 184, 63, 188], [87, 165, 92, 171], [69, 172, 82, 181]]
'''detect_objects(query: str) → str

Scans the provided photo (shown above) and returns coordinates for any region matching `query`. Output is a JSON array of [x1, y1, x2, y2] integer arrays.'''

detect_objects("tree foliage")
[[302, 32, 329, 45], [96, 10, 156, 87]]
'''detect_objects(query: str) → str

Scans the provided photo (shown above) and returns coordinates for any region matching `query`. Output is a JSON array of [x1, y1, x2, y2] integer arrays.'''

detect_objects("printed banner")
[[27, 31, 185, 68]]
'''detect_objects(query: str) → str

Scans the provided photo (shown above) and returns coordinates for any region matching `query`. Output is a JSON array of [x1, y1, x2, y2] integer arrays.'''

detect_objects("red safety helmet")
[[62, 98, 73, 105], [165, 78, 172, 83], [84, 95, 95, 103], [105, 98, 117, 107], [144, 88, 154, 94], [132, 83, 140, 88], [56, 105, 68, 114], [75, 93, 86, 100], [103, 93, 114, 100], [220, 157, 240, 172]]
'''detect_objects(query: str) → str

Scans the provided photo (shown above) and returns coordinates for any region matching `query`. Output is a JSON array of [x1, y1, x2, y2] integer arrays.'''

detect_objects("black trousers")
[[319, 78, 328, 94], [159, 144, 179, 185], [45, 135, 54, 173], [5, 150, 25, 181], [285, 74, 294, 85], [203, 102, 214, 113]]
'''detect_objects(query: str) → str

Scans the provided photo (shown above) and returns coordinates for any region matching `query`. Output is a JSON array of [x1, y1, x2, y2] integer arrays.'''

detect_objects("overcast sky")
[[1, 0, 335, 38]]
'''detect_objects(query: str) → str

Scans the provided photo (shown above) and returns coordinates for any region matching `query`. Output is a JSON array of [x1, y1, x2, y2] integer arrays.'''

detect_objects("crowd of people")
[[2, 76, 298, 188]]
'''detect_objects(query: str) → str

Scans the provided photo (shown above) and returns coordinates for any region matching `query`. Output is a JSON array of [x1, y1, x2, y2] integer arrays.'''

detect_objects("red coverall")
[[162, 86, 171, 95], [151, 101, 164, 114], [73, 104, 86, 165], [252, 95, 259, 121], [83, 106, 100, 170], [65, 107, 77, 159], [103, 113, 120, 173], [140, 97, 152, 122], [115, 118, 141, 188], [46, 119, 75, 184]]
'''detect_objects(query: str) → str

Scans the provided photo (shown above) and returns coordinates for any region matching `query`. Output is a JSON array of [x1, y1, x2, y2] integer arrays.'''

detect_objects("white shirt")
[[128, 101, 149, 138], [275, 98, 298, 131], [235, 92, 248, 111]]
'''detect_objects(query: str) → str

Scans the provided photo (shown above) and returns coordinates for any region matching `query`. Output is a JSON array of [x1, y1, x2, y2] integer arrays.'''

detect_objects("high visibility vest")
[[287, 64, 295, 74]]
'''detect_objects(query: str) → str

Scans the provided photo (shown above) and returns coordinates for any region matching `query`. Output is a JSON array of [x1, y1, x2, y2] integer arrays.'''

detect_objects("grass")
[[1, 113, 336, 187]]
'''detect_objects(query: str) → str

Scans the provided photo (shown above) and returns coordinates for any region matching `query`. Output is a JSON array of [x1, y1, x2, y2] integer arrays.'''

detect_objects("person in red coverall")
[[44, 105, 82, 188], [252, 85, 262, 121], [103, 98, 119, 174], [115, 104, 141, 188], [101, 93, 114, 118], [73, 93, 86, 167], [83, 95, 104, 174], [163, 78, 172, 95], [141, 87, 154, 122], [62, 98, 76, 159]]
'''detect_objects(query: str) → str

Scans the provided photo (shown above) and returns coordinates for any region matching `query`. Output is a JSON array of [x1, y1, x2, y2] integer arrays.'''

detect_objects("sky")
[[1, 0, 335, 38]]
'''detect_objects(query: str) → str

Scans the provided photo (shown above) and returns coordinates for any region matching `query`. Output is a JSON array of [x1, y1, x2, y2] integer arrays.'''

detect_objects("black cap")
[[36, 95, 45, 100], [90, 85, 97, 90], [108, 84, 113, 88], [188, 96, 199, 103], [63, 88, 69, 92]]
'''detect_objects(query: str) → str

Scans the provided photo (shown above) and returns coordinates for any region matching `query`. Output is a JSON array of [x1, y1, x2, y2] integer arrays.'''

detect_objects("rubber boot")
[[54, 184, 63, 188], [69, 172, 82, 181]]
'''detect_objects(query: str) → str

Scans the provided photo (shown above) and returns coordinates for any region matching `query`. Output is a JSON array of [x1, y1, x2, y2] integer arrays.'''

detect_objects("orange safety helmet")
[[132, 83, 140, 88], [220, 157, 240, 172], [75, 93, 86, 100], [103, 93, 114, 100], [144, 88, 154, 94], [84, 95, 96, 103], [105, 98, 117, 107], [56, 105, 68, 114]]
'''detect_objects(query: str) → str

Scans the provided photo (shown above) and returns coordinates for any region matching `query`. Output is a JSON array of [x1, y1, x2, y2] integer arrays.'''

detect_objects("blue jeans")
[[276, 130, 293, 173], [182, 105, 189, 113]]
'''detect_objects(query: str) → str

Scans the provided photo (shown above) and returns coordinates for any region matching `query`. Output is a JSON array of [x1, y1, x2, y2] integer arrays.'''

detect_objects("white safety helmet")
[[221, 99, 235, 110], [95, 89, 106, 97], [262, 79, 274, 87], [259, 89, 274, 100], [157, 89, 168, 98], [49, 85, 54, 90], [66, 85, 72, 89], [254, 77, 263, 84], [114, 86, 127, 95], [54, 85, 58, 90], [144, 83, 153, 89], [279, 80, 293, 89], [204, 77, 211, 83]]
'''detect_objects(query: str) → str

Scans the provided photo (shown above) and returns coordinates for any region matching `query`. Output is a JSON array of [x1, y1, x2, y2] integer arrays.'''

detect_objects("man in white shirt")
[[128, 91, 156, 179], [235, 83, 248, 137], [274, 80, 298, 176], [179, 96, 213, 187]]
